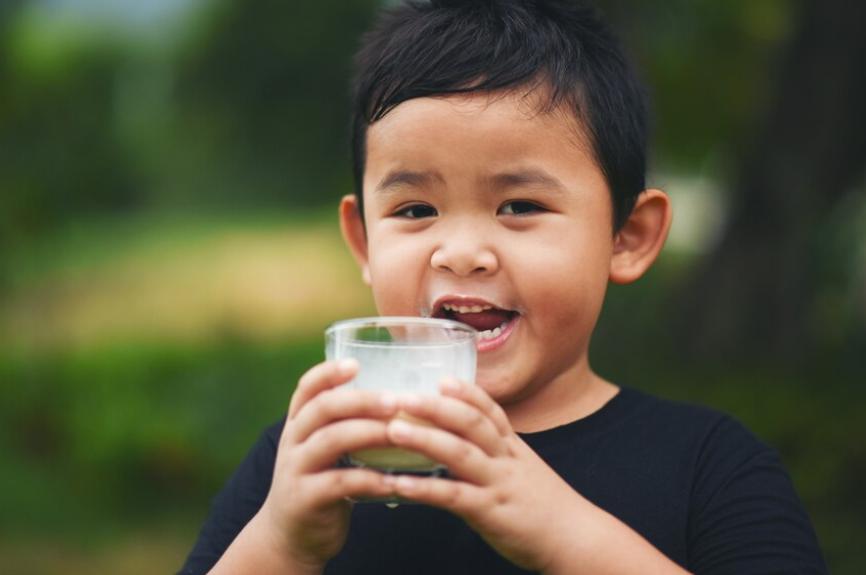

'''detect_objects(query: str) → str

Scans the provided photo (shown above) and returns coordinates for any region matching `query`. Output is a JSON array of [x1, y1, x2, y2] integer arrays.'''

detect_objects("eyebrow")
[[374, 167, 567, 195], [484, 168, 567, 193], [375, 170, 445, 193]]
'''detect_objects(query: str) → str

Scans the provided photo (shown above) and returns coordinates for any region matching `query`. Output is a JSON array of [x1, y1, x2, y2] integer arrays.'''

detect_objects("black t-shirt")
[[177, 387, 827, 574]]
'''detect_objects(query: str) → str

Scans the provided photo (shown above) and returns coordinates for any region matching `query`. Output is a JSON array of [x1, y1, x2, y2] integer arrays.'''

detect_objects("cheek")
[[367, 236, 421, 277], [367, 237, 428, 313], [516, 236, 610, 331]]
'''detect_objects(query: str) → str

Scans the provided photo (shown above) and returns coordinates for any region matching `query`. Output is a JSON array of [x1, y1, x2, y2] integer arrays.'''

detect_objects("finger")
[[289, 359, 359, 419], [290, 388, 399, 444], [439, 378, 512, 437], [307, 468, 397, 505], [299, 418, 393, 473], [385, 473, 482, 516], [397, 393, 507, 457], [386, 418, 489, 482]]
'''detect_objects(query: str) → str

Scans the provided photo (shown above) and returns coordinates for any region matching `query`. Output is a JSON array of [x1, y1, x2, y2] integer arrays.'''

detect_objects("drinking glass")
[[325, 317, 477, 476]]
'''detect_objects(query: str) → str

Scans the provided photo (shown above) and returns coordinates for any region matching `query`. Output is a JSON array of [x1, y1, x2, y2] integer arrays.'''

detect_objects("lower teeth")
[[479, 321, 509, 340]]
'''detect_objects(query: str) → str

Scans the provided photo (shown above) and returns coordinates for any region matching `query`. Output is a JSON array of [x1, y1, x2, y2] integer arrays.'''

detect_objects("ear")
[[339, 194, 372, 285], [609, 188, 672, 284]]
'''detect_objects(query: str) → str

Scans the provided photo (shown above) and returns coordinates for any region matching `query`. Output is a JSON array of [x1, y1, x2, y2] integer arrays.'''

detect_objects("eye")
[[394, 204, 437, 219], [498, 201, 544, 216]]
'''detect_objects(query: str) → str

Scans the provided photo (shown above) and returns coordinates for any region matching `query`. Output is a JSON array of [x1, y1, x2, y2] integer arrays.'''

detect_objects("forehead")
[[369, 89, 592, 155], [363, 90, 604, 196]]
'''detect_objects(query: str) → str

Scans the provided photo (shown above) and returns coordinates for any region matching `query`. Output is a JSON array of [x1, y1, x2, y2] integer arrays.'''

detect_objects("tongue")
[[451, 309, 513, 332]]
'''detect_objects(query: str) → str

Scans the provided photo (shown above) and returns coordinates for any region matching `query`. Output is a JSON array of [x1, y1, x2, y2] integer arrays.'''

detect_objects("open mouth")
[[433, 302, 518, 342]]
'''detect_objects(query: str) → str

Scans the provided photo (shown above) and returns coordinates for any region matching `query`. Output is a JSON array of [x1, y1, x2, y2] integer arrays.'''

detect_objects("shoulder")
[[621, 387, 764, 447], [608, 387, 779, 489], [627, 391, 831, 572], [529, 385, 772, 486], [527, 385, 765, 462], [617, 389, 827, 572]]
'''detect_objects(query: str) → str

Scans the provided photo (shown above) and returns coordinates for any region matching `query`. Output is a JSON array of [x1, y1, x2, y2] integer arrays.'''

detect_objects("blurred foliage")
[[605, 0, 797, 172], [0, 0, 804, 248], [0, 336, 322, 535], [1, 0, 381, 255], [0, 0, 863, 574]]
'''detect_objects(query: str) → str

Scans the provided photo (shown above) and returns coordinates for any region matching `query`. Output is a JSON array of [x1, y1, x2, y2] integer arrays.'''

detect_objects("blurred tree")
[[0, 0, 25, 27], [169, 0, 381, 207], [601, 0, 794, 170], [0, 2, 142, 273], [0, 0, 384, 286], [674, 0, 866, 365]]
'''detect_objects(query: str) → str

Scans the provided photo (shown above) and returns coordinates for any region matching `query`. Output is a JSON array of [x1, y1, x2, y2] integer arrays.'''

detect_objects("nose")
[[430, 228, 499, 277]]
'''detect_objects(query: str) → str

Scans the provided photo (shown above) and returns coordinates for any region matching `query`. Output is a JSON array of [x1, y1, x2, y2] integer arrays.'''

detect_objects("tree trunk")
[[676, 0, 866, 365]]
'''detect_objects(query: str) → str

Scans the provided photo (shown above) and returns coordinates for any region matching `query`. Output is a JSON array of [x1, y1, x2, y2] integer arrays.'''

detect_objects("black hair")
[[350, 0, 649, 232]]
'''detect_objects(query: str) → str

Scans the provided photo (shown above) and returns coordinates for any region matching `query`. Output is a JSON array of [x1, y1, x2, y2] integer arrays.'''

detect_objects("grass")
[[1, 524, 198, 575], [0, 208, 377, 352]]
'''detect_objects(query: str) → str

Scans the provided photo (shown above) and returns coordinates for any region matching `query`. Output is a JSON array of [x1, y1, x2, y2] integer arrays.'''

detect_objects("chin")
[[474, 371, 522, 405]]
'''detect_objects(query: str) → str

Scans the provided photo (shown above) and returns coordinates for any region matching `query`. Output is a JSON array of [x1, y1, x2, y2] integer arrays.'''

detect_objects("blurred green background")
[[1, 0, 863, 573]]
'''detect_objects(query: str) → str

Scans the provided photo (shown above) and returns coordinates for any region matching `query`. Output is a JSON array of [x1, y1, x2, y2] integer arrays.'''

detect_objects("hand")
[[381, 378, 586, 573], [254, 359, 399, 574]]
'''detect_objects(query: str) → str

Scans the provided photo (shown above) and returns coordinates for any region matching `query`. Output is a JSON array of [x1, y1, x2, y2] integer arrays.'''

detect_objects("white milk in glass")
[[326, 318, 477, 474]]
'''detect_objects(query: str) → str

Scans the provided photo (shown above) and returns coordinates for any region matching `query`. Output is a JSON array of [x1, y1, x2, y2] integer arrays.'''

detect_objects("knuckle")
[[453, 441, 475, 465], [329, 470, 349, 492], [361, 390, 384, 412], [282, 422, 301, 446], [492, 486, 510, 507], [317, 388, 356, 420], [466, 408, 486, 430], [296, 369, 320, 394], [315, 390, 339, 418], [313, 424, 340, 448], [443, 481, 464, 508]]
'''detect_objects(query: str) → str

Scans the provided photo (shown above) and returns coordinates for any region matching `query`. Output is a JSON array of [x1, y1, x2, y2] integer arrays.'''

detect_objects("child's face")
[[343, 91, 619, 419]]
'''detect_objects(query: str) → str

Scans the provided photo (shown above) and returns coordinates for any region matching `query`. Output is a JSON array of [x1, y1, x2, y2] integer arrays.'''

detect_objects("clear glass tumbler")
[[325, 317, 477, 476]]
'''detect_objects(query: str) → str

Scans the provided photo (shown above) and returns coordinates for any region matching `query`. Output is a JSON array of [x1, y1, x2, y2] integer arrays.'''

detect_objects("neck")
[[503, 361, 619, 433]]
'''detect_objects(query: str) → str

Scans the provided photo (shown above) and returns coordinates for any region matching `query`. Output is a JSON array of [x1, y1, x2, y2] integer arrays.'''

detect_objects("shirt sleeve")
[[687, 416, 827, 575], [175, 420, 284, 575]]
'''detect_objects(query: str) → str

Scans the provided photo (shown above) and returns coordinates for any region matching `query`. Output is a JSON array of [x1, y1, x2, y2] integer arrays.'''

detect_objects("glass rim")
[[325, 316, 477, 339]]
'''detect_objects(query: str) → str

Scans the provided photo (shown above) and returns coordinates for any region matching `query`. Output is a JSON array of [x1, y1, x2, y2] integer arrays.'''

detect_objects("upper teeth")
[[442, 303, 493, 313]]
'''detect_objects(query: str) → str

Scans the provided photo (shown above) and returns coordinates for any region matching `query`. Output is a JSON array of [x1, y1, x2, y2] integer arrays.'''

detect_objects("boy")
[[179, 1, 827, 573]]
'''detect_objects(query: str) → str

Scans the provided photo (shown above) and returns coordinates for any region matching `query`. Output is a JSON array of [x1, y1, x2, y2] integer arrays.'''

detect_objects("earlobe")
[[609, 189, 672, 284], [339, 194, 372, 285]]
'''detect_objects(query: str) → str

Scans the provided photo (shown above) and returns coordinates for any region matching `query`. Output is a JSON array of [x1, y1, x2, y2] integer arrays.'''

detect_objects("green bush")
[[0, 335, 323, 539]]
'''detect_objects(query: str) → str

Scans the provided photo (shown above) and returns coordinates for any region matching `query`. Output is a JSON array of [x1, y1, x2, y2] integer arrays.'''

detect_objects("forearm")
[[207, 512, 324, 575], [542, 496, 691, 575]]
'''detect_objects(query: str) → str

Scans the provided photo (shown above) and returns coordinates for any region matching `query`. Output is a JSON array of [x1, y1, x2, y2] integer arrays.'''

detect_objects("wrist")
[[534, 494, 589, 574], [250, 504, 325, 575], [206, 509, 326, 575]]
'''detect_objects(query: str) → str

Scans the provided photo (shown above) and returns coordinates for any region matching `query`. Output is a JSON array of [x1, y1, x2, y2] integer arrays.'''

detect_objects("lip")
[[428, 294, 520, 354], [475, 312, 519, 353]]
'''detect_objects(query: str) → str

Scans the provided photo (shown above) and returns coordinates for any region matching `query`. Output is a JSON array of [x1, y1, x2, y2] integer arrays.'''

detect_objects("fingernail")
[[338, 358, 359, 374], [439, 377, 462, 392], [389, 418, 413, 439]]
